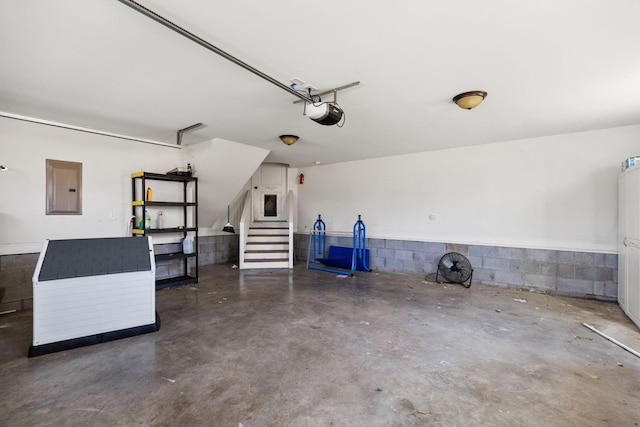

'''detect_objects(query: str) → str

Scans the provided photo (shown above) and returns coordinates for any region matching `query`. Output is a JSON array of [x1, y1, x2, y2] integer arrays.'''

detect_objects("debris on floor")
[[359, 321, 370, 325], [513, 298, 527, 303], [583, 322, 640, 359], [399, 398, 415, 411], [495, 308, 502, 313]]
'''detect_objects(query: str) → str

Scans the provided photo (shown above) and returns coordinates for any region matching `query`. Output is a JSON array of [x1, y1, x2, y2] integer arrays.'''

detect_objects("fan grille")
[[437, 252, 473, 287]]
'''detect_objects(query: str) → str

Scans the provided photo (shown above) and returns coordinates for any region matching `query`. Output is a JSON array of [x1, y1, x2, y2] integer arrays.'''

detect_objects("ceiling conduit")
[[0, 111, 181, 149], [117, 0, 313, 104]]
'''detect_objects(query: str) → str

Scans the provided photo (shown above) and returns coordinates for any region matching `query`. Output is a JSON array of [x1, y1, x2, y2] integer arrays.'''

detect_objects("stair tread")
[[246, 241, 289, 245], [250, 227, 289, 230], [245, 250, 288, 254], [244, 258, 289, 263]]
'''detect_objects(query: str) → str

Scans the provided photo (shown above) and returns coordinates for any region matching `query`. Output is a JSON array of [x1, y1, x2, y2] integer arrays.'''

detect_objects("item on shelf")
[[167, 164, 193, 177], [145, 210, 151, 230], [156, 211, 164, 229], [182, 236, 194, 254], [146, 186, 153, 201]]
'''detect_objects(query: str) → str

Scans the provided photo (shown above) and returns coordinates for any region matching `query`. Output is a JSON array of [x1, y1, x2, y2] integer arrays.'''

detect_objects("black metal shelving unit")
[[131, 172, 198, 289]]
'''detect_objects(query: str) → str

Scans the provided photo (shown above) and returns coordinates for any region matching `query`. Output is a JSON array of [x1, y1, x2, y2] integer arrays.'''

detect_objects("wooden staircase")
[[242, 222, 290, 269]]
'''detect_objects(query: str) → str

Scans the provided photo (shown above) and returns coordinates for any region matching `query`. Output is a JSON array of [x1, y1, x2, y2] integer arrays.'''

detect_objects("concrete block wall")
[[197, 234, 239, 266], [0, 254, 39, 312], [0, 233, 616, 311], [153, 242, 184, 281], [294, 234, 618, 301], [146, 234, 240, 281], [0, 234, 240, 312]]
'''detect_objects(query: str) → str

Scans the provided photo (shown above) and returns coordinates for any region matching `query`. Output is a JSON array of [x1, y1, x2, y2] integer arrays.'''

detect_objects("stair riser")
[[246, 236, 289, 243], [248, 229, 289, 236], [245, 243, 289, 251], [244, 252, 289, 260], [242, 261, 290, 269]]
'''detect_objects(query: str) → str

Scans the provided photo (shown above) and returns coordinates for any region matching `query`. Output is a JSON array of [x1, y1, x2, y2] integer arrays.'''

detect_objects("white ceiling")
[[1, 1, 640, 167]]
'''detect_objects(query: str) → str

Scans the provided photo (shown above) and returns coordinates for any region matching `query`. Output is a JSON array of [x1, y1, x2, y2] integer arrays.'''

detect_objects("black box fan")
[[436, 252, 473, 288]]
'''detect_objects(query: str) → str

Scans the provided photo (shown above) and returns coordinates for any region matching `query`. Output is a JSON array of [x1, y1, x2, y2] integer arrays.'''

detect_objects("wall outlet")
[[108, 211, 116, 220]]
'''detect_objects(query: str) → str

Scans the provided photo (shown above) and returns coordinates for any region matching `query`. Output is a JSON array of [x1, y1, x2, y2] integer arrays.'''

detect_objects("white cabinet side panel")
[[33, 271, 155, 346]]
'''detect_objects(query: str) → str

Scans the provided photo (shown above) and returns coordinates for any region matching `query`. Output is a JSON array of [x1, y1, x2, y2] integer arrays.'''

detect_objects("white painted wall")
[[297, 125, 640, 253], [0, 117, 185, 254], [3, 117, 638, 255], [0, 118, 268, 254], [185, 138, 269, 235]]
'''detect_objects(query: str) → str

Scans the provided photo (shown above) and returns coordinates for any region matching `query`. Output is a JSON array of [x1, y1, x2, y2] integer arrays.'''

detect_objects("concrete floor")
[[1, 264, 640, 426]]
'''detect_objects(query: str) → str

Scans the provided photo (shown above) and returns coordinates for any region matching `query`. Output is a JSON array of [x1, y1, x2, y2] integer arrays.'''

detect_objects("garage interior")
[[3, 264, 640, 426], [1, 1, 640, 425]]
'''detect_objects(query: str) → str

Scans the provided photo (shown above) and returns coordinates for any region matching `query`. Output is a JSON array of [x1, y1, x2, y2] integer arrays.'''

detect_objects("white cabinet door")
[[628, 167, 640, 239], [627, 240, 640, 326], [619, 166, 640, 328]]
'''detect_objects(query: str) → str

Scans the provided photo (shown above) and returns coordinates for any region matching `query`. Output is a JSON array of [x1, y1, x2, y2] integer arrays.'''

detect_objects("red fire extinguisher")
[[299, 174, 304, 184]]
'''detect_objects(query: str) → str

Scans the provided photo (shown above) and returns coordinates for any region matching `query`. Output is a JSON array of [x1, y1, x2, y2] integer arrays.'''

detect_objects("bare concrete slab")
[[1, 264, 639, 426]]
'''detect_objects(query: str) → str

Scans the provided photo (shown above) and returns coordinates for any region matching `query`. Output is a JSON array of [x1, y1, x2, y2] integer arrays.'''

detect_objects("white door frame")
[[251, 163, 288, 222]]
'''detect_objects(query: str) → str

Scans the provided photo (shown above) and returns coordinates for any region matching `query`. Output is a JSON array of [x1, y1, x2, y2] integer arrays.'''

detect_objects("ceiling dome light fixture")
[[280, 134, 299, 146], [453, 91, 487, 110]]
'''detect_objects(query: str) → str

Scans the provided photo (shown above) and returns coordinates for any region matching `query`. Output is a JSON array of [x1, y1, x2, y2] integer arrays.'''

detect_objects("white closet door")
[[619, 166, 640, 328]]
